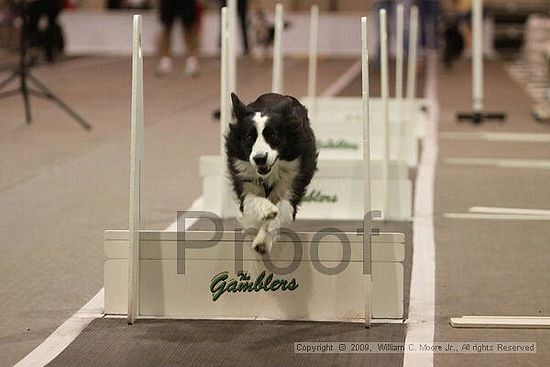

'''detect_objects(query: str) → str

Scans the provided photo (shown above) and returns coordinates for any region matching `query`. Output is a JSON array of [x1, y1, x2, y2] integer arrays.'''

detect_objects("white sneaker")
[[185, 56, 199, 77], [156, 57, 173, 76]]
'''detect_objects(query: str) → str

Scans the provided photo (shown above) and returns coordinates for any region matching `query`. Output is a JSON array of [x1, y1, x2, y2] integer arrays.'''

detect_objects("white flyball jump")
[[304, 5, 427, 168], [103, 14, 405, 326], [201, 4, 416, 221]]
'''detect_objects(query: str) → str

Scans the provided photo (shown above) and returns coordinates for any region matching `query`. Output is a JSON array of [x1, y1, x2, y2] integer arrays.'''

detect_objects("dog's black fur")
[[225, 92, 318, 220]]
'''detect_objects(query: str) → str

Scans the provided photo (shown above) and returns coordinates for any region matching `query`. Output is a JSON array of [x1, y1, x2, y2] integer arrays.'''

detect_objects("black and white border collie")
[[225, 92, 318, 254]]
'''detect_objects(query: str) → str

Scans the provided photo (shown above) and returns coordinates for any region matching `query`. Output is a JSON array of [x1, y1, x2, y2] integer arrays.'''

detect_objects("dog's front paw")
[[252, 232, 274, 255], [258, 200, 278, 221], [253, 241, 268, 254]]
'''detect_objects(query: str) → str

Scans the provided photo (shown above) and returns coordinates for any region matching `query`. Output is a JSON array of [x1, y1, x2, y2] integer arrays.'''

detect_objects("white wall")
[[59, 9, 376, 57]]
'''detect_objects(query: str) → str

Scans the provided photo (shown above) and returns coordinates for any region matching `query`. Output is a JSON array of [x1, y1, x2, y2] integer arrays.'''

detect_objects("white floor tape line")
[[444, 213, 550, 221], [445, 157, 550, 169], [440, 132, 550, 142], [403, 52, 438, 367], [469, 206, 550, 216], [320, 60, 362, 97], [13, 197, 204, 367]]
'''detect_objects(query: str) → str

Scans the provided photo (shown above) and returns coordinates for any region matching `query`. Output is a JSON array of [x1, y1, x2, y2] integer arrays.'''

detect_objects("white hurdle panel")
[[104, 14, 406, 325], [105, 230, 404, 322], [200, 155, 412, 220]]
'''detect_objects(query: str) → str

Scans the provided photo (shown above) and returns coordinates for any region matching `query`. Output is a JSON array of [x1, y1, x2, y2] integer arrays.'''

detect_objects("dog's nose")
[[253, 153, 268, 166]]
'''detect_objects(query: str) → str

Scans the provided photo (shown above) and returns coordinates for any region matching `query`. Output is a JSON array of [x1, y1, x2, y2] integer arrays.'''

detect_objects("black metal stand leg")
[[28, 74, 92, 130], [0, 0, 92, 131], [21, 71, 32, 123], [0, 71, 19, 92]]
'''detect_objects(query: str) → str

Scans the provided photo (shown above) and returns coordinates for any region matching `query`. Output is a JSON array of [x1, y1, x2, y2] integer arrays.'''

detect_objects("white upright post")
[[228, 0, 237, 94], [219, 7, 230, 217], [395, 4, 405, 162], [395, 4, 404, 100], [272, 3, 284, 93], [127, 14, 144, 325], [307, 5, 319, 100], [307, 5, 319, 121], [405, 6, 419, 160], [361, 16, 372, 328], [472, 0, 483, 112], [380, 9, 389, 219]]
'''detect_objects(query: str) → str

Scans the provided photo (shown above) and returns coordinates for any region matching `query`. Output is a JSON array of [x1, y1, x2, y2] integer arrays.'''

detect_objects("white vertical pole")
[[307, 5, 319, 100], [128, 14, 144, 325], [472, 0, 483, 112], [272, 3, 284, 93], [361, 16, 372, 328], [380, 9, 389, 219], [220, 7, 230, 217], [395, 4, 404, 100], [228, 0, 237, 94], [395, 4, 405, 162], [406, 6, 419, 162]]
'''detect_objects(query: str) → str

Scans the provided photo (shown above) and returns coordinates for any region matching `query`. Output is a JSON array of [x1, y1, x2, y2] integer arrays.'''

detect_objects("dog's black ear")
[[273, 96, 308, 125], [231, 93, 249, 122], [272, 96, 293, 116]]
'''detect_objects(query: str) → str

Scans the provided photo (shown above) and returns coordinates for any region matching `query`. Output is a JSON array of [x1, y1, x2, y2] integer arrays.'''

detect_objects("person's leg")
[[419, 0, 439, 52], [425, 0, 439, 50], [182, 24, 199, 57], [44, 0, 62, 62], [156, 0, 176, 75], [238, 0, 249, 55], [181, 0, 199, 76], [459, 12, 472, 58], [25, 0, 42, 49]]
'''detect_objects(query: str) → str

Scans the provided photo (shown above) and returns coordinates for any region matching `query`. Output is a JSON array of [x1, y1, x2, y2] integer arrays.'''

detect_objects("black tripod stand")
[[0, 0, 91, 130]]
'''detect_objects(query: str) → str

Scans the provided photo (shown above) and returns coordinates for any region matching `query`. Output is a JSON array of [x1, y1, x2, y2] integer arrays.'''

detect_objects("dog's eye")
[[264, 129, 279, 141], [246, 131, 255, 142]]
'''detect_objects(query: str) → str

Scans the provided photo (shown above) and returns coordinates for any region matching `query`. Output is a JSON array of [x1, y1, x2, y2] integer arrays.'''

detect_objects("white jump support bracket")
[[361, 16, 373, 328], [395, 4, 404, 101], [456, 0, 505, 124], [307, 5, 319, 122], [219, 7, 232, 218], [405, 6, 419, 161], [272, 3, 284, 94], [228, 0, 237, 94], [379, 9, 390, 219], [395, 4, 406, 175], [127, 14, 144, 325]]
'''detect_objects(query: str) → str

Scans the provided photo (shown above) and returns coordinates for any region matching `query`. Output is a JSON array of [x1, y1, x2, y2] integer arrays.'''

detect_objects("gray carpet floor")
[[4, 53, 550, 367]]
